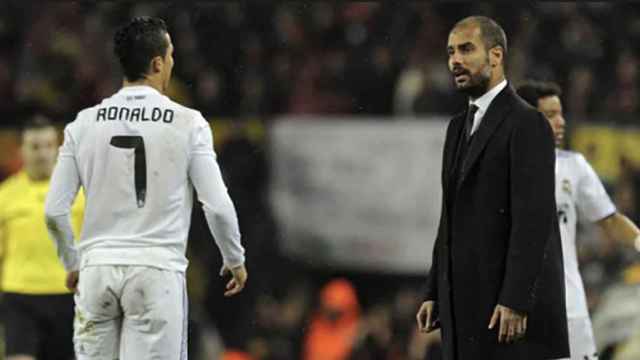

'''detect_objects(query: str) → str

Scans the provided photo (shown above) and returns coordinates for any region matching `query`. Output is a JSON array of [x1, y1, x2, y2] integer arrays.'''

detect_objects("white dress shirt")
[[468, 79, 508, 135]]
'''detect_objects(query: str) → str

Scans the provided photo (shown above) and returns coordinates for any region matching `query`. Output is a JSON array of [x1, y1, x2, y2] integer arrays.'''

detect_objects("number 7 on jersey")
[[110, 136, 147, 208]]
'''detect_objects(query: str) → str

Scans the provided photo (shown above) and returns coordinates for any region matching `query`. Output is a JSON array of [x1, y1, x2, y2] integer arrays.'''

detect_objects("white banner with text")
[[269, 117, 448, 274]]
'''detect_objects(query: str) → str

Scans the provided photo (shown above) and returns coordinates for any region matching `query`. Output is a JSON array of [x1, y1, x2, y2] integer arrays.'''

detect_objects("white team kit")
[[45, 85, 245, 359], [555, 149, 616, 360]]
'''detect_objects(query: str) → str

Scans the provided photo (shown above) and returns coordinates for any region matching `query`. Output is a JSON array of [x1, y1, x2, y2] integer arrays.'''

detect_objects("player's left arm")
[[574, 154, 640, 249], [188, 116, 246, 296], [44, 125, 81, 273]]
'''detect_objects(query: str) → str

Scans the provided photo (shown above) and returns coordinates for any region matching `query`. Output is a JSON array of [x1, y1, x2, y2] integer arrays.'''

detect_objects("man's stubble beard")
[[455, 55, 492, 99], [459, 73, 491, 99]]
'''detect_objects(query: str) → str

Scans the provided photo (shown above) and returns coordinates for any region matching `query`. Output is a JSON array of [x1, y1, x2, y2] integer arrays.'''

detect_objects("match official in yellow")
[[0, 116, 84, 360]]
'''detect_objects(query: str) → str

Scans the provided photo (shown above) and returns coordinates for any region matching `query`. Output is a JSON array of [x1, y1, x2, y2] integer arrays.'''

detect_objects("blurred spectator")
[[0, 116, 85, 360], [303, 278, 361, 360], [393, 50, 426, 116], [350, 303, 394, 360], [222, 350, 255, 360]]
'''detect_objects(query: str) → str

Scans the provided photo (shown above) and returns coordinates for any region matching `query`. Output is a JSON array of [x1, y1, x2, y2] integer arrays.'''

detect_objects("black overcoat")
[[424, 85, 570, 360]]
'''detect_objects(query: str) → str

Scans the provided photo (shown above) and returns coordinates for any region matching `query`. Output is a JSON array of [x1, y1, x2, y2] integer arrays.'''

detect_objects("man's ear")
[[490, 47, 503, 67], [150, 56, 164, 74]]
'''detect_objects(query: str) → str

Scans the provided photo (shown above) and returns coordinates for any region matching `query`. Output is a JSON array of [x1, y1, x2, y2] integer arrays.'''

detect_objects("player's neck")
[[122, 78, 163, 94]]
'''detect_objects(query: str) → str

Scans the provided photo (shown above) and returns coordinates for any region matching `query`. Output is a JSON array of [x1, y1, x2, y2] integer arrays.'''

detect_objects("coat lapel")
[[458, 85, 515, 187], [444, 113, 466, 191]]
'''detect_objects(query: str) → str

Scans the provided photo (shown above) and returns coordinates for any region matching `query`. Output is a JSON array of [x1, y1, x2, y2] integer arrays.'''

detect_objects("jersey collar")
[[118, 85, 162, 95]]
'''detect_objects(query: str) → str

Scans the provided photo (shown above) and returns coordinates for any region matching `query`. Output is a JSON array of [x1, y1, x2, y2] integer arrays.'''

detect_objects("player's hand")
[[221, 264, 247, 297], [66, 271, 79, 293], [488, 304, 527, 343], [416, 300, 438, 333]]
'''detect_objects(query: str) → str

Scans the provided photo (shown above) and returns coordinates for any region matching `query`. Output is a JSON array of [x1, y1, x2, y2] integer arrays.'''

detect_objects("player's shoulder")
[[558, 149, 589, 165], [74, 105, 99, 123], [159, 95, 208, 127], [557, 149, 594, 174], [171, 101, 206, 123], [556, 149, 586, 166], [67, 97, 116, 131]]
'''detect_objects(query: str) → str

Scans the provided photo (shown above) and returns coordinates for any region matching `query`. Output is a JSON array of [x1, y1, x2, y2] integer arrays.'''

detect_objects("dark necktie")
[[465, 104, 479, 141]]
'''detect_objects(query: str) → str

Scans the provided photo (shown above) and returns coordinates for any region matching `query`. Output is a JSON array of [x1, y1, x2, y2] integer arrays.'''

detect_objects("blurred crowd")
[[1, 2, 640, 122], [1, 2, 640, 359]]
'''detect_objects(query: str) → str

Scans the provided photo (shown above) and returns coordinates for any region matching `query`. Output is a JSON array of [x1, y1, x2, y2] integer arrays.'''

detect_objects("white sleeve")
[[44, 125, 81, 271], [575, 154, 616, 223], [188, 117, 245, 269]]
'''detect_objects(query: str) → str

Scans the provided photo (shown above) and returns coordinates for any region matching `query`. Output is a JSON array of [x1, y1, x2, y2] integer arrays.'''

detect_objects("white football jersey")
[[555, 149, 615, 319], [45, 85, 244, 272]]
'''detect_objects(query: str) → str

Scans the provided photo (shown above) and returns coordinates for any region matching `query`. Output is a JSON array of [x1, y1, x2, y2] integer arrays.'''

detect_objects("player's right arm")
[[574, 154, 640, 249], [188, 116, 246, 296], [44, 124, 82, 275], [597, 213, 640, 249]]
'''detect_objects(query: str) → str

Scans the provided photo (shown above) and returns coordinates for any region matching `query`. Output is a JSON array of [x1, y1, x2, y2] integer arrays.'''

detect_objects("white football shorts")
[[73, 265, 188, 360]]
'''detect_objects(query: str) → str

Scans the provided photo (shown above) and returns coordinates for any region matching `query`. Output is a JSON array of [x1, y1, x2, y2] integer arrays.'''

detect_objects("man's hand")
[[416, 300, 438, 333], [66, 271, 79, 293], [488, 304, 527, 343], [221, 264, 247, 297]]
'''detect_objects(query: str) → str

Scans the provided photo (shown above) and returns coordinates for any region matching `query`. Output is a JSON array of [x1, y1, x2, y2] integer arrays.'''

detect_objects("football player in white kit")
[[44, 17, 247, 360], [517, 80, 640, 360]]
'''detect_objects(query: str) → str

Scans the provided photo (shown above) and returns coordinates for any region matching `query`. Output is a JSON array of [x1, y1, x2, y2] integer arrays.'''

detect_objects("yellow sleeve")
[[71, 188, 85, 240]]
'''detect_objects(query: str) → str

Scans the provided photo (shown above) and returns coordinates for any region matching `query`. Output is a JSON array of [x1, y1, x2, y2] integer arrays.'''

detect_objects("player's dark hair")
[[22, 115, 54, 134], [453, 16, 508, 56], [516, 80, 563, 108], [114, 17, 169, 82]]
